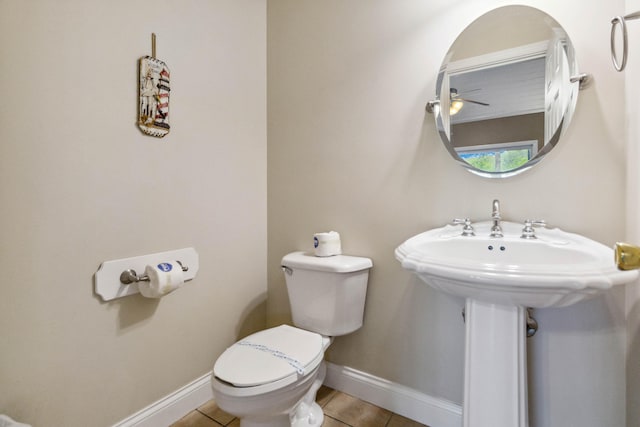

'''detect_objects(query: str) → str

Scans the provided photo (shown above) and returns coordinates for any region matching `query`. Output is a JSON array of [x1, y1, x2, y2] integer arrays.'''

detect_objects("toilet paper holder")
[[120, 260, 189, 284], [95, 247, 199, 301]]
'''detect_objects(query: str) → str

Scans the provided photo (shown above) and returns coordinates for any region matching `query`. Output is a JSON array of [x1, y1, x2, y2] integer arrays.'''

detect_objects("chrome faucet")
[[490, 199, 503, 238], [520, 219, 546, 239], [452, 218, 475, 236]]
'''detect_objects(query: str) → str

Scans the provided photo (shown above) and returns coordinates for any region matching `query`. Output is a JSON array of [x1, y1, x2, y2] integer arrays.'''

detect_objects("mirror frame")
[[432, 6, 581, 178]]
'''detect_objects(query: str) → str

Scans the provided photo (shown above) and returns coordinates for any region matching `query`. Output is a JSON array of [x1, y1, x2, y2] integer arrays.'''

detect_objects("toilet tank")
[[281, 251, 373, 336]]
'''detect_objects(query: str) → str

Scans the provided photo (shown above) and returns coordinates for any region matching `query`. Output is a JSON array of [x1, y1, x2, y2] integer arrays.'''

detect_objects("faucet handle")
[[521, 219, 546, 239], [452, 218, 475, 236]]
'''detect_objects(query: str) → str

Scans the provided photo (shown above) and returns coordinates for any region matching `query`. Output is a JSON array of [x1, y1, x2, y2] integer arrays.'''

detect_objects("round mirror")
[[432, 6, 580, 178]]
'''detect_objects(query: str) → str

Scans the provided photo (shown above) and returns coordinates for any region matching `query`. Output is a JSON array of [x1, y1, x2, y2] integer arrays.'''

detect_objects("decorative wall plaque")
[[138, 34, 170, 137]]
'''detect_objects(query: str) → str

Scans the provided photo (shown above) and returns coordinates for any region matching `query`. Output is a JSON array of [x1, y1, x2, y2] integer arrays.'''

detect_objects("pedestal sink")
[[395, 220, 638, 427]]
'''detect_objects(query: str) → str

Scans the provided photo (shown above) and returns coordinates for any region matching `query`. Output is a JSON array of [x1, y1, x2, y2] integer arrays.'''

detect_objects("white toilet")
[[211, 251, 373, 427]]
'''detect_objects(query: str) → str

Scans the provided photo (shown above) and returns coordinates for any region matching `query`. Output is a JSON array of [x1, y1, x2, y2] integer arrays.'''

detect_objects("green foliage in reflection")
[[461, 149, 530, 172], [465, 154, 496, 171], [500, 149, 529, 171]]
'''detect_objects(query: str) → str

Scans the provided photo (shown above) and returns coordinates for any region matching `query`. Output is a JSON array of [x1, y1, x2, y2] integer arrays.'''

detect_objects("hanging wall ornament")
[[138, 33, 170, 137]]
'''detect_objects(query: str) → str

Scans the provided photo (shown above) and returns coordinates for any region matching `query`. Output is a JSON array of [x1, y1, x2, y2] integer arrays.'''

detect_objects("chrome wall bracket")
[[570, 73, 592, 90], [425, 100, 439, 114]]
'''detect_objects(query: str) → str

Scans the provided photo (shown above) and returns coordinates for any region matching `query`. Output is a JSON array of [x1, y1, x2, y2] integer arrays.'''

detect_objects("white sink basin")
[[395, 221, 637, 307], [397, 218, 639, 427]]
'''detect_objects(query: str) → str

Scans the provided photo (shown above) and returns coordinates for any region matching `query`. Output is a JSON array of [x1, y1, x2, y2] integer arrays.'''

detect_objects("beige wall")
[[268, 0, 630, 426], [0, 1, 266, 426], [626, 1, 640, 426]]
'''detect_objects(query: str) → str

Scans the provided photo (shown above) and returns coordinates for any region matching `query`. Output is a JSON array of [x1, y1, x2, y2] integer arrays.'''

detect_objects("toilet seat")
[[214, 325, 324, 388]]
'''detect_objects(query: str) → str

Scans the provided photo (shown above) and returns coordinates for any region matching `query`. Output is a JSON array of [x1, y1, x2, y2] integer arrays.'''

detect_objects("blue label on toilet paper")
[[157, 262, 173, 272], [314, 237, 319, 248]]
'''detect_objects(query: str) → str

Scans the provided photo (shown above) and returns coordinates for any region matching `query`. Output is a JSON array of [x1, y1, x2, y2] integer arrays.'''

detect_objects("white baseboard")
[[112, 372, 213, 427], [112, 364, 462, 427], [324, 362, 462, 427]]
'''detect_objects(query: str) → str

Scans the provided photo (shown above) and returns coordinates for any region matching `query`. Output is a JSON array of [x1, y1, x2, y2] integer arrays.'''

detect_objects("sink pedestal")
[[464, 299, 528, 427]]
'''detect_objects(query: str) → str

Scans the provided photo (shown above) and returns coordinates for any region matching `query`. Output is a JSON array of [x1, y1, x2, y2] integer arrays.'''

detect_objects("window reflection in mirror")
[[457, 140, 537, 173]]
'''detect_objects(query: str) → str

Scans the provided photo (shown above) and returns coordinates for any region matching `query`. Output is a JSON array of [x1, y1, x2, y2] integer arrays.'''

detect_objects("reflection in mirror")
[[433, 6, 581, 178]]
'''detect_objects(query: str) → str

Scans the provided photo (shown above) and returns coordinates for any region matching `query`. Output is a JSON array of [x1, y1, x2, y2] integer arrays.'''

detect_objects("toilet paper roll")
[[314, 231, 342, 257], [139, 261, 184, 298]]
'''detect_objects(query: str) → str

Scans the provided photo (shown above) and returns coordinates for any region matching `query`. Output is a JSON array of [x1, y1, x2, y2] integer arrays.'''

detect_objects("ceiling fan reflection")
[[450, 88, 489, 115]]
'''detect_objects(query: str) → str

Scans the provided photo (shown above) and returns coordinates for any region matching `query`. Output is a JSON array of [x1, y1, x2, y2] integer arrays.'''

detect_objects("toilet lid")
[[213, 325, 324, 387]]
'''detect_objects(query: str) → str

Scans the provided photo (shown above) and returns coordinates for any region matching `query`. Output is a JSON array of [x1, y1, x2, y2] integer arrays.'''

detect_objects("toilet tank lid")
[[281, 251, 373, 273]]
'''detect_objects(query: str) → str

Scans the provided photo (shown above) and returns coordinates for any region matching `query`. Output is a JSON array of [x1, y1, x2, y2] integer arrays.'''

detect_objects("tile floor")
[[170, 386, 429, 427]]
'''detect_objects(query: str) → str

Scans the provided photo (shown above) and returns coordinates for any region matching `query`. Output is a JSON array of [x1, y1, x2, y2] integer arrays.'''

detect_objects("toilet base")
[[215, 362, 328, 427], [239, 400, 323, 427], [290, 362, 325, 427], [292, 402, 323, 427]]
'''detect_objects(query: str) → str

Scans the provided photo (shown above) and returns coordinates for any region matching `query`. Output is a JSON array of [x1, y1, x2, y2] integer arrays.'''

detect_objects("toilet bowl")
[[211, 251, 372, 427], [211, 325, 331, 427]]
